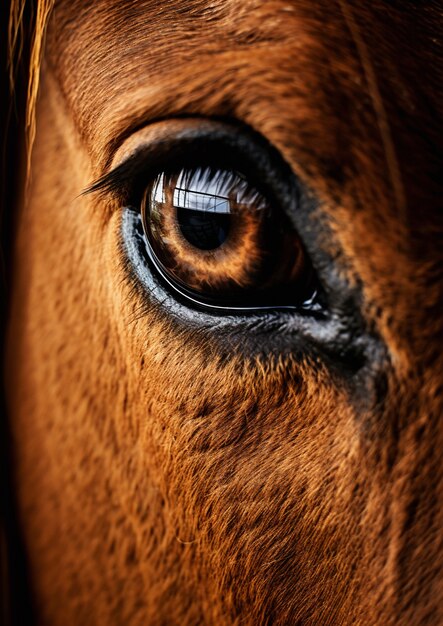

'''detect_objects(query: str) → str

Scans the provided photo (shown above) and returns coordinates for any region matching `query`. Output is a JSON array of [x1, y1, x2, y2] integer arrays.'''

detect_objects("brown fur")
[[3, 1, 443, 624]]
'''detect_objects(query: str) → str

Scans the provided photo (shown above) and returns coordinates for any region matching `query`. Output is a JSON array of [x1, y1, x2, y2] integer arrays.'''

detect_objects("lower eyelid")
[[120, 204, 380, 383]]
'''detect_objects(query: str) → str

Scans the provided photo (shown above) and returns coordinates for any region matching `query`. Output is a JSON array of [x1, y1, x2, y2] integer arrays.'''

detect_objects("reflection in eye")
[[141, 166, 319, 310]]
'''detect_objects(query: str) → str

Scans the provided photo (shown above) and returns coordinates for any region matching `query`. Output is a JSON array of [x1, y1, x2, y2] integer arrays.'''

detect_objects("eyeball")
[[141, 165, 319, 311]]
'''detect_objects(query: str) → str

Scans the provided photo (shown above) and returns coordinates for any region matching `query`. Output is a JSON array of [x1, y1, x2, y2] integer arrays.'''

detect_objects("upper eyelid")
[[83, 120, 306, 229]]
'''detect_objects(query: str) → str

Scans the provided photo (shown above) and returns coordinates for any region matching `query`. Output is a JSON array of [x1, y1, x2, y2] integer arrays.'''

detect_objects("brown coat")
[[2, 1, 443, 624]]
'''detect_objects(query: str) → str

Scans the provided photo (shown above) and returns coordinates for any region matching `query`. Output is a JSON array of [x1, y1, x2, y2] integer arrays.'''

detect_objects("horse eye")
[[140, 166, 319, 311]]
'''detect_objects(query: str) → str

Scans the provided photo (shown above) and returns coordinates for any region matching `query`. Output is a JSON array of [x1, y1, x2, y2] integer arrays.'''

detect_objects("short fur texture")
[[4, 1, 443, 624]]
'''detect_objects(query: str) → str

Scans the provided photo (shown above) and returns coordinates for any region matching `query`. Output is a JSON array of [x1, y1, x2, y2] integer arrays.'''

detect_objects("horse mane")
[[8, 0, 55, 180]]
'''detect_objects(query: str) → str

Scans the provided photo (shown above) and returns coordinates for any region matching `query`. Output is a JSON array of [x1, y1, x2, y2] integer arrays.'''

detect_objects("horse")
[[1, 1, 442, 624]]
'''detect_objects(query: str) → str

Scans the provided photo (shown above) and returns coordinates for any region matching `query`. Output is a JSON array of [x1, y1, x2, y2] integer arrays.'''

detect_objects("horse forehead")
[[48, 0, 360, 154], [46, 1, 440, 189]]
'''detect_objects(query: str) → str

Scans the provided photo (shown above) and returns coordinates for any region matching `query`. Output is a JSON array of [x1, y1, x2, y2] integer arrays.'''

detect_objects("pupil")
[[177, 207, 230, 250]]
